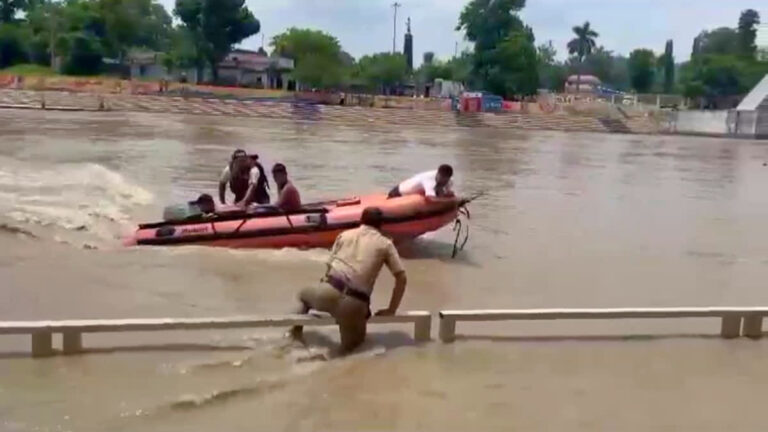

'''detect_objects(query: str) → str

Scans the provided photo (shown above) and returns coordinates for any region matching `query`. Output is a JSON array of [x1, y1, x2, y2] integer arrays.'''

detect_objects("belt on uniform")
[[324, 274, 371, 304]]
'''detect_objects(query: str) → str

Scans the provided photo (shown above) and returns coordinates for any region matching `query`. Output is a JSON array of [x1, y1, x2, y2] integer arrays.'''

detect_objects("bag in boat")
[[162, 194, 215, 221]]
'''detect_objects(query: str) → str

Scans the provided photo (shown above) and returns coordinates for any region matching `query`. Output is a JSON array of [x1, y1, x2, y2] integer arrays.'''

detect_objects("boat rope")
[[452, 189, 486, 259], [451, 206, 471, 258]]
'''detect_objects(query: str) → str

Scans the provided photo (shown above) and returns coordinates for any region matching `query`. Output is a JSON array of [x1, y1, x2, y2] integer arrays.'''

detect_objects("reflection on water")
[[1, 109, 768, 431]]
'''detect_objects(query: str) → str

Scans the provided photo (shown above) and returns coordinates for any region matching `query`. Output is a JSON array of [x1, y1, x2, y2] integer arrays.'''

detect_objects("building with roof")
[[564, 75, 601, 94], [217, 49, 295, 89], [127, 48, 295, 89]]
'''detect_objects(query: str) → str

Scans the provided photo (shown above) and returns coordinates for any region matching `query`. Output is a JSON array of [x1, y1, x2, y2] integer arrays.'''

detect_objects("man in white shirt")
[[388, 164, 455, 198]]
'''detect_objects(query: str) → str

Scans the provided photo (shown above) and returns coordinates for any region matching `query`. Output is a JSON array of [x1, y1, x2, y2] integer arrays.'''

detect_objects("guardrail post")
[[439, 315, 456, 343], [413, 314, 431, 342], [721, 315, 741, 339], [62, 332, 83, 354], [743, 315, 763, 339], [31, 332, 54, 357]]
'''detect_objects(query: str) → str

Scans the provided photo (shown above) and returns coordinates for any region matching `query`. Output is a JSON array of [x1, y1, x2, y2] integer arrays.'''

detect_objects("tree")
[[737, 9, 760, 58], [357, 52, 408, 94], [695, 27, 739, 56], [537, 40, 556, 64], [567, 21, 598, 93], [271, 27, 347, 89], [660, 39, 675, 93], [0, 0, 26, 23], [339, 50, 355, 67], [174, 0, 260, 82], [444, 51, 472, 83], [628, 48, 656, 93], [456, 0, 539, 97], [0, 23, 28, 67], [691, 34, 702, 57], [62, 32, 103, 74], [488, 30, 539, 96], [97, 0, 172, 60], [537, 40, 566, 90], [577, 46, 611, 83], [164, 26, 198, 71], [419, 59, 451, 83]]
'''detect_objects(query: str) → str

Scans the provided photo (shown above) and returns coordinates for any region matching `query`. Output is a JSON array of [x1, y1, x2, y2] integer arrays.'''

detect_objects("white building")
[[758, 23, 768, 60], [733, 74, 768, 138]]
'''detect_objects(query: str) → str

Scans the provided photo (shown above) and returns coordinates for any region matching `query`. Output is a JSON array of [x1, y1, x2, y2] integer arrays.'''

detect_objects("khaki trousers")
[[295, 282, 370, 353]]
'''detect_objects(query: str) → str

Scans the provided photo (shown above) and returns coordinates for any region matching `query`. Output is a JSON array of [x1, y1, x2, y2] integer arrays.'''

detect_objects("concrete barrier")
[[438, 308, 768, 343], [0, 312, 432, 358], [668, 110, 730, 135]]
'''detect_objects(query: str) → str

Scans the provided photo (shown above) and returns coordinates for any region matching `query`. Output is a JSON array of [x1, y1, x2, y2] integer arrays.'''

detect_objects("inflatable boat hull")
[[126, 194, 459, 249]]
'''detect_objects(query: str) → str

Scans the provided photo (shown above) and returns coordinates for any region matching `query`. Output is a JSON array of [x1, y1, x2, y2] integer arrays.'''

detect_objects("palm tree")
[[567, 21, 599, 93]]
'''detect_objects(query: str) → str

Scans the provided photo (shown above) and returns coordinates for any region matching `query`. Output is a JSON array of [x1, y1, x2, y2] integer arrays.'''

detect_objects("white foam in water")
[[0, 159, 154, 243]]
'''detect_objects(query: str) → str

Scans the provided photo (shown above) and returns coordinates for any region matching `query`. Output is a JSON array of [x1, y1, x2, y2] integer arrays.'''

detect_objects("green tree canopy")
[[537, 41, 567, 91], [737, 9, 760, 58], [681, 54, 768, 100], [271, 27, 347, 89], [567, 21, 598, 61], [628, 48, 656, 92], [660, 39, 675, 93], [0, 0, 27, 23], [695, 27, 739, 56], [174, 0, 260, 81], [0, 23, 29, 67], [356, 52, 408, 94], [457, 0, 538, 97], [62, 32, 102, 74], [98, 0, 172, 59]]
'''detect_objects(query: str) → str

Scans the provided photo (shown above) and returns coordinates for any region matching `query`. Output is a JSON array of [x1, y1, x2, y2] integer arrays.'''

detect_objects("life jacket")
[[229, 161, 271, 204], [252, 161, 271, 204]]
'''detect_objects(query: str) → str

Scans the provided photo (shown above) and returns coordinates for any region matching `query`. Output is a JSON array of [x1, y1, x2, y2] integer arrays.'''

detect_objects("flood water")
[[2, 108, 768, 431]]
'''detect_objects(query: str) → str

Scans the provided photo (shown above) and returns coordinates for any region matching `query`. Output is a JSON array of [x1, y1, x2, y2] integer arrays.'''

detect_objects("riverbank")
[[0, 88, 661, 135]]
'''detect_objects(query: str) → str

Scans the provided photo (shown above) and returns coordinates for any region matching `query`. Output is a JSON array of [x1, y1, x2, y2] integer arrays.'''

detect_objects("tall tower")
[[404, 17, 413, 71]]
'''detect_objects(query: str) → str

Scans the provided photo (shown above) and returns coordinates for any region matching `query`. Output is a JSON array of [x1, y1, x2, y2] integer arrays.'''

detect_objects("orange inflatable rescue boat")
[[125, 194, 462, 249]]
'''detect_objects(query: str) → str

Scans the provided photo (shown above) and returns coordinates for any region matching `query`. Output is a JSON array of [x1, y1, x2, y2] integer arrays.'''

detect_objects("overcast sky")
[[157, 0, 767, 65]]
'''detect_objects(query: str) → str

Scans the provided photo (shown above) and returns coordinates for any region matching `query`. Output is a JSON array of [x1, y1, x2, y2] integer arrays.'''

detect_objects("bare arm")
[[218, 181, 227, 205], [376, 271, 407, 316], [237, 184, 256, 208], [376, 243, 408, 316]]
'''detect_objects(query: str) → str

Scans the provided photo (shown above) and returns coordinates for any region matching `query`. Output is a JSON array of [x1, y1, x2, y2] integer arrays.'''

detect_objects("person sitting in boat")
[[388, 164, 455, 199], [218, 150, 270, 206], [271, 163, 302, 212]]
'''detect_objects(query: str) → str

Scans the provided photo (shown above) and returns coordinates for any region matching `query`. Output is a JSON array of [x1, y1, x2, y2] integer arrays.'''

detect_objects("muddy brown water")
[[2, 109, 768, 431]]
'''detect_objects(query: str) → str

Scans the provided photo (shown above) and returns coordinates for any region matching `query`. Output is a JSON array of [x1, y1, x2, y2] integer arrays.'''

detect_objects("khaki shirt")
[[328, 225, 405, 295]]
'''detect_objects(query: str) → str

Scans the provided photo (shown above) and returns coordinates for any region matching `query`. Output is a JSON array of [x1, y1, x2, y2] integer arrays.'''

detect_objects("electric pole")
[[392, 2, 401, 54]]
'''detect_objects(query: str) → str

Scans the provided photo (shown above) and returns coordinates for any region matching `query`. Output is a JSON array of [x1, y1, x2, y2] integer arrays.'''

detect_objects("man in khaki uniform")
[[290, 207, 408, 354]]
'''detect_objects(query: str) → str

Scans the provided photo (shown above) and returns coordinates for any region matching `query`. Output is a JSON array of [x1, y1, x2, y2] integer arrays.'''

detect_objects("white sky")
[[157, 0, 767, 64]]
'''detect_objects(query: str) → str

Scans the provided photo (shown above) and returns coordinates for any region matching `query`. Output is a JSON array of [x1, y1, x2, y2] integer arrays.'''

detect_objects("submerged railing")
[[438, 307, 768, 342], [2, 307, 767, 358]]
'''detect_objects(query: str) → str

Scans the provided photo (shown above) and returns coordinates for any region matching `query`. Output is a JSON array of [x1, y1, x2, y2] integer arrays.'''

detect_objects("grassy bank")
[[0, 64, 59, 77]]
